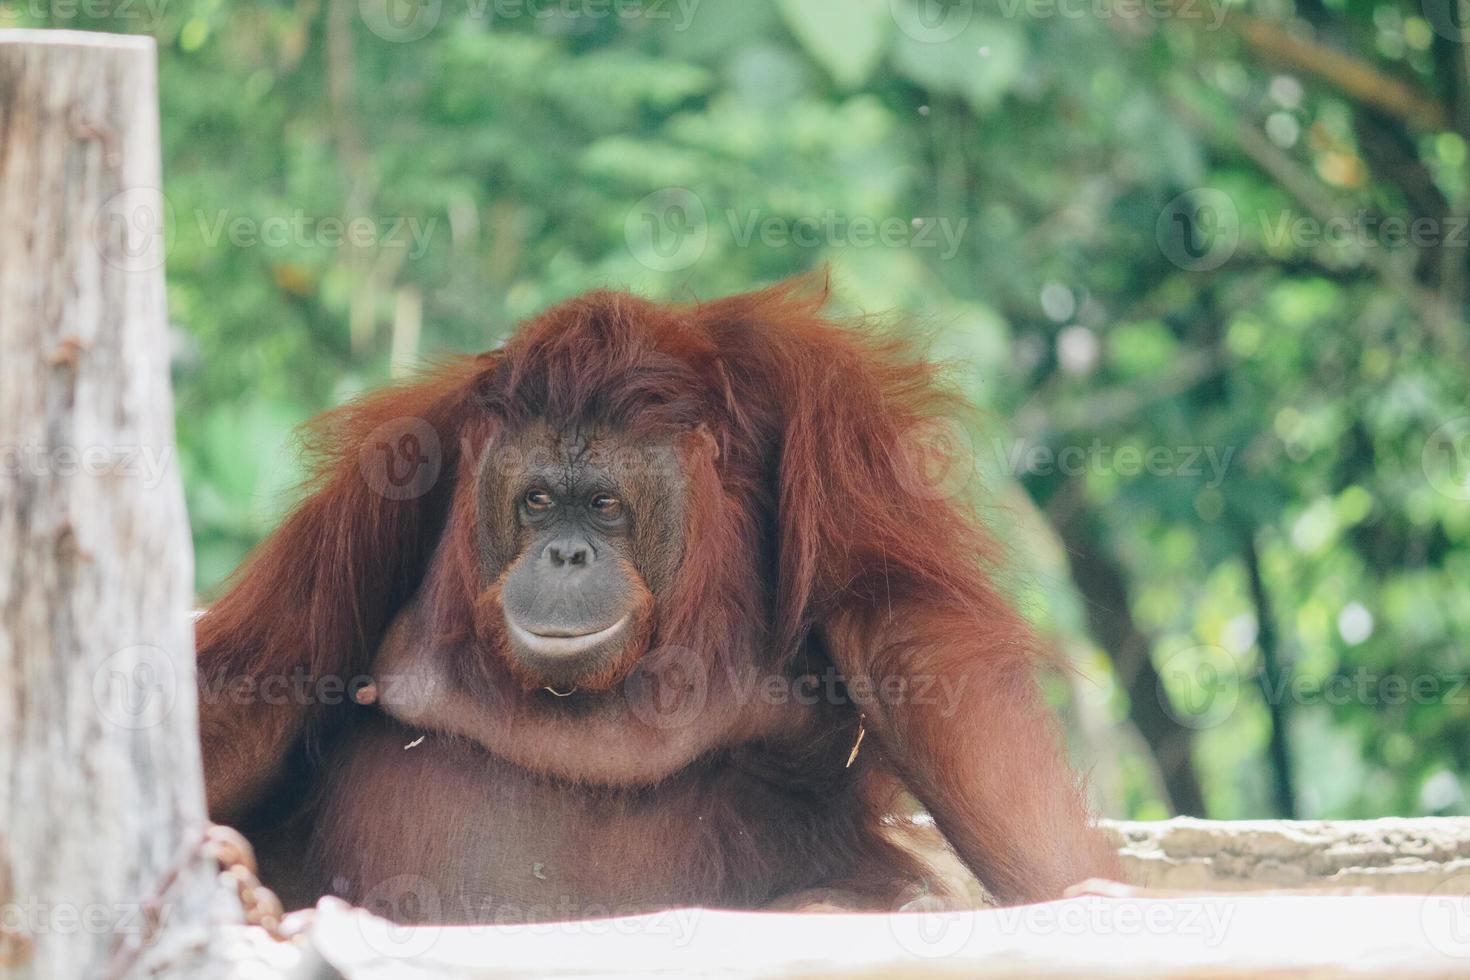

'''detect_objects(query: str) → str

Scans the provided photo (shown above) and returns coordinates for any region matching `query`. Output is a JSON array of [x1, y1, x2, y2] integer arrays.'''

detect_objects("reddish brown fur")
[[197, 276, 1122, 917]]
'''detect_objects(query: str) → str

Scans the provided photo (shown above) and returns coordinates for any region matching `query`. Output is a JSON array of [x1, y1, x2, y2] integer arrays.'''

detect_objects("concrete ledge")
[[893, 816, 1470, 903], [1104, 817, 1470, 894], [225, 818, 1470, 976], [230, 890, 1470, 978]]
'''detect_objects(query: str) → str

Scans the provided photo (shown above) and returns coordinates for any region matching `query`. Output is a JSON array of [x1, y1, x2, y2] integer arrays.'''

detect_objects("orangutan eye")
[[590, 493, 623, 520], [524, 488, 553, 512]]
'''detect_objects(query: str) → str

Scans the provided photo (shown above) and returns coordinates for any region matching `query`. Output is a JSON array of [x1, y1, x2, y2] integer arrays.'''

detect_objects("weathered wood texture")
[[0, 29, 220, 978]]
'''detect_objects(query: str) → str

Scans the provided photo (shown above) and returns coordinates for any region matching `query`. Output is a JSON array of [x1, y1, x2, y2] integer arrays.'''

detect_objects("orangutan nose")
[[542, 535, 591, 568]]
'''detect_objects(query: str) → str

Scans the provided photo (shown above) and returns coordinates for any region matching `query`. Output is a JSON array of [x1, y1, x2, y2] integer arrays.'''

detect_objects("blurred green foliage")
[[8, 0, 1468, 822]]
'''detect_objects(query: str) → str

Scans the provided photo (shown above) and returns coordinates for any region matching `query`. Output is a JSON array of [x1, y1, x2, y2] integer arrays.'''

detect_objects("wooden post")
[[0, 30, 222, 978]]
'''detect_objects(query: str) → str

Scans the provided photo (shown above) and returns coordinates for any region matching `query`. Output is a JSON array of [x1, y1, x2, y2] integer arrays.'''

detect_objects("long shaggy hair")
[[198, 275, 1117, 907], [200, 276, 1028, 686]]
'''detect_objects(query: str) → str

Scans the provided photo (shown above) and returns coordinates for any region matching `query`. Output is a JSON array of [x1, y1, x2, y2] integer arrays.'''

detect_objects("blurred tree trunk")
[[0, 30, 222, 977], [1242, 531, 1297, 819], [1050, 492, 1208, 817]]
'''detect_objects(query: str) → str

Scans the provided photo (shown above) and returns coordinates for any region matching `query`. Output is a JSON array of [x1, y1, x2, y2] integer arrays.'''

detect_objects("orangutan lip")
[[507, 616, 629, 656]]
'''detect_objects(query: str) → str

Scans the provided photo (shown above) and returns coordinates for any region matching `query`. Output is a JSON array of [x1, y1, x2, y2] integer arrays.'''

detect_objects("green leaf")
[[776, 0, 891, 89], [891, 16, 1025, 112]]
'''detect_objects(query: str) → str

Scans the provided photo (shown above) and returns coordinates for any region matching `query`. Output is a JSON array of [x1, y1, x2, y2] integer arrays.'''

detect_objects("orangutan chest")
[[300, 715, 848, 922]]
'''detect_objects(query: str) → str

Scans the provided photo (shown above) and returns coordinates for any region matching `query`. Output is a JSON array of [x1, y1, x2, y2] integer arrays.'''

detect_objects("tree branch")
[[1235, 14, 1449, 131]]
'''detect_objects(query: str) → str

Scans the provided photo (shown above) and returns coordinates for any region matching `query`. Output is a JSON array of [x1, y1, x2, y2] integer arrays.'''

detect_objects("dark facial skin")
[[475, 423, 684, 692], [498, 453, 639, 688]]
